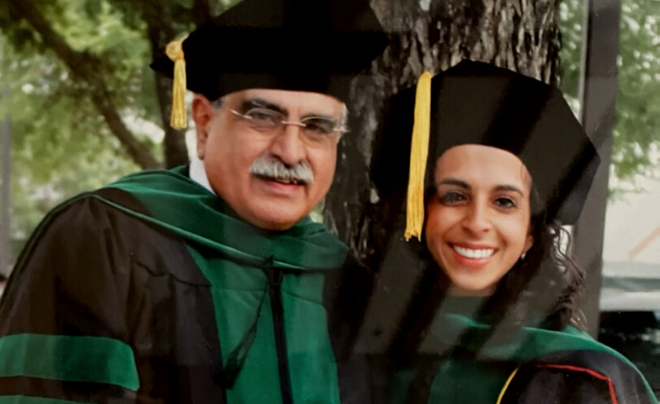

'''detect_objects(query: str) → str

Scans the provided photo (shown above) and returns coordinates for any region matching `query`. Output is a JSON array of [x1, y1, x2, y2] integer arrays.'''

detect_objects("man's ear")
[[191, 94, 214, 160]]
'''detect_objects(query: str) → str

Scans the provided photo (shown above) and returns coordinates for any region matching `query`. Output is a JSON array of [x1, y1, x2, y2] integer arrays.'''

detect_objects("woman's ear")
[[523, 233, 534, 258]]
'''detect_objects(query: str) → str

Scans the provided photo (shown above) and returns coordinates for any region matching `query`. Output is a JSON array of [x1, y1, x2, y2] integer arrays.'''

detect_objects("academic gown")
[[382, 298, 658, 404], [0, 167, 372, 404]]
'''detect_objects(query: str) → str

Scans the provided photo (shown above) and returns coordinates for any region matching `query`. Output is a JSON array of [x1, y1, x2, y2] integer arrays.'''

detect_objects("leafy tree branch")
[[9, 0, 161, 169]]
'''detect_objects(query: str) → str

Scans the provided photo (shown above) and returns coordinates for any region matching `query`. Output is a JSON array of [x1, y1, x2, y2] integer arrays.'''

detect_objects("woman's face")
[[425, 144, 534, 296]]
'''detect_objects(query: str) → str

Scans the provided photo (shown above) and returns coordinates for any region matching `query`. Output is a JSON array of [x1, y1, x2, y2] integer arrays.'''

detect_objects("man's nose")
[[269, 124, 306, 166]]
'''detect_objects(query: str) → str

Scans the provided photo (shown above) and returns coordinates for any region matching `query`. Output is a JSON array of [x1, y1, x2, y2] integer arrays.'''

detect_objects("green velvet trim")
[[103, 167, 348, 270], [0, 334, 139, 391], [0, 396, 93, 404], [425, 314, 658, 402], [186, 245, 342, 404], [428, 314, 624, 360]]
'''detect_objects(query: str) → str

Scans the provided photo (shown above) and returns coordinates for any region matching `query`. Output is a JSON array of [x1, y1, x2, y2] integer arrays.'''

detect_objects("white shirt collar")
[[189, 157, 216, 195]]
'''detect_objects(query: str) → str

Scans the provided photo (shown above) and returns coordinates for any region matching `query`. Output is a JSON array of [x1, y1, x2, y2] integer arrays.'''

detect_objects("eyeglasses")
[[230, 108, 348, 143]]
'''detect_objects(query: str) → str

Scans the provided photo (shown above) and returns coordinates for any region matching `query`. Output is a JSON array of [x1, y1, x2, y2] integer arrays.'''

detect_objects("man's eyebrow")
[[301, 112, 338, 122], [240, 98, 286, 114], [240, 98, 339, 122]]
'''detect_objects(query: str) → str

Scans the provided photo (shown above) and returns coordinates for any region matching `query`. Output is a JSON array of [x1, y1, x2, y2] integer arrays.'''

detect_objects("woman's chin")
[[447, 280, 497, 296]]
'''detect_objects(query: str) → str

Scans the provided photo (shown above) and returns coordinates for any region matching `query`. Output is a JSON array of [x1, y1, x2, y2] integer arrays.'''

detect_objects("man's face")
[[193, 89, 344, 231]]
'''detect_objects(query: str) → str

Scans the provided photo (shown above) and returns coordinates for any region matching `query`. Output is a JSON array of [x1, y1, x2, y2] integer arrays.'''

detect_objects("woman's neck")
[[447, 283, 497, 297]]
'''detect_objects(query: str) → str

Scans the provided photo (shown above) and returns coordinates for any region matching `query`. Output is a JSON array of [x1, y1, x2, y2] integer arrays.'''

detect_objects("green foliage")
[[613, 0, 660, 183], [0, 3, 143, 258], [559, 0, 660, 194], [558, 0, 584, 103], [1, 37, 137, 255]]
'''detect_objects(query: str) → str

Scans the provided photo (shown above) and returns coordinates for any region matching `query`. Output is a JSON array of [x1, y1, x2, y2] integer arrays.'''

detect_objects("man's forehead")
[[229, 88, 344, 112]]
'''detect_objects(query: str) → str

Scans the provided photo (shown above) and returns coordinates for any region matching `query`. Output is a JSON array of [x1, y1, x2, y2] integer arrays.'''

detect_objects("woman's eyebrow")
[[437, 179, 525, 196], [494, 184, 525, 196], [436, 178, 470, 189]]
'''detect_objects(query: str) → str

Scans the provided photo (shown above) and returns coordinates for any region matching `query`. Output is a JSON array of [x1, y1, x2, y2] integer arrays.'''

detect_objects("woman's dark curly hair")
[[473, 182, 586, 331]]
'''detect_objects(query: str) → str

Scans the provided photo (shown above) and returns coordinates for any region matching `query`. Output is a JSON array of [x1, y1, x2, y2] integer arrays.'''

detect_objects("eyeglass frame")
[[229, 108, 349, 140]]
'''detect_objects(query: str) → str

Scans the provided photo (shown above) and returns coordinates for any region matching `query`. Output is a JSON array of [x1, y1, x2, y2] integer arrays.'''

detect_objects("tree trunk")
[[192, 0, 224, 26], [324, 0, 562, 270], [142, 0, 190, 168]]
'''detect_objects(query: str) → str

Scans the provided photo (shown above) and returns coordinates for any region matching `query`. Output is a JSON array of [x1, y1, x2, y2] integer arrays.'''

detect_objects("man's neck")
[[189, 157, 215, 195]]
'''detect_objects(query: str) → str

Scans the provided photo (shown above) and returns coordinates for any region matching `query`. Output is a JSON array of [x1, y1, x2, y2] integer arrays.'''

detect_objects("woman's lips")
[[449, 243, 495, 270]]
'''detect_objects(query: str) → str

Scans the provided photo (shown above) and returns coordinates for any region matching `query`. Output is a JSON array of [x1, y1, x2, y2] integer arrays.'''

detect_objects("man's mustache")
[[249, 157, 314, 185]]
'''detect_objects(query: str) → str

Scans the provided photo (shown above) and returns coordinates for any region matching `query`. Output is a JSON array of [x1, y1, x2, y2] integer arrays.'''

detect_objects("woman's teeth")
[[452, 245, 494, 259]]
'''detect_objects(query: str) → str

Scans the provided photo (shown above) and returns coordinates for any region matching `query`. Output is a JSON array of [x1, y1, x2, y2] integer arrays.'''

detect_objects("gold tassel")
[[166, 37, 188, 130], [404, 71, 433, 241]]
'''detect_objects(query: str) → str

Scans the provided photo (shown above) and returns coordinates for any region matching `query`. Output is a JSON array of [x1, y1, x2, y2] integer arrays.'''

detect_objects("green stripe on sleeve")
[[0, 334, 139, 391], [0, 396, 93, 404]]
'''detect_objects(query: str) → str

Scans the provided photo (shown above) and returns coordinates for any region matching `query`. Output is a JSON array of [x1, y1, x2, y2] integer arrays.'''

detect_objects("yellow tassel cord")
[[166, 38, 187, 130], [404, 71, 433, 241], [495, 366, 520, 404]]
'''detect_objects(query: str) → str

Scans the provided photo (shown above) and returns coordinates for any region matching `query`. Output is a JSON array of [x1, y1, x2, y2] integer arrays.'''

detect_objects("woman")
[[369, 60, 657, 404]]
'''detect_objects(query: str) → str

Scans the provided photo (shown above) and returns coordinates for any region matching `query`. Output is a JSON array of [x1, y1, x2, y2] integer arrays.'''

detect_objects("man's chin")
[[244, 205, 307, 231]]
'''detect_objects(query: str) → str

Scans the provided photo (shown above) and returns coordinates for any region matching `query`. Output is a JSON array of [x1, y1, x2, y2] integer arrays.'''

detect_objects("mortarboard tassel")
[[404, 71, 433, 241], [166, 37, 188, 130]]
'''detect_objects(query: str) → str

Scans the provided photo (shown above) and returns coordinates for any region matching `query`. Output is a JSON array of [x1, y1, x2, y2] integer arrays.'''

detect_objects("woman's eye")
[[495, 197, 517, 209], [439, 192, 465, 204]]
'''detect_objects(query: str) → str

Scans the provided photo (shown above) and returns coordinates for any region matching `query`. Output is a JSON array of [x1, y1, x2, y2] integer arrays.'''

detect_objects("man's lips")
[[254, 174, 307, 185]]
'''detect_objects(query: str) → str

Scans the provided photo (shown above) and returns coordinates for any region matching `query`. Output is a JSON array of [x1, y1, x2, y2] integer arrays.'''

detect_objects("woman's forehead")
[[434, 144, 532, 188]]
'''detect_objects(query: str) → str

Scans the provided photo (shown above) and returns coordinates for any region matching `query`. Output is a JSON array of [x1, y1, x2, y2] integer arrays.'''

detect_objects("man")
[[0, 0, 386, 402]]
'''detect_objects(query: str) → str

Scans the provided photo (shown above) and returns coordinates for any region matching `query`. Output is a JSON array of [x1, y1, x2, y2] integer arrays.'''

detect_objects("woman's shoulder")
[[503, 326, 658, 404]]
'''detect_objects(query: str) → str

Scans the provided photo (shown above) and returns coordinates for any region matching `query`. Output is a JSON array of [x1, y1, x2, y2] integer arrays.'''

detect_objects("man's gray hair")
[[339, 104, 348, 133]]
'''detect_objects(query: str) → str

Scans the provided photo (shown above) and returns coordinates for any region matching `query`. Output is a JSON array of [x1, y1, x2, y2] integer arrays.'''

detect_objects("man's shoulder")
[[21, 185, 184, 273], [39, 187, 151, 234], [18, 187, 209, 285]]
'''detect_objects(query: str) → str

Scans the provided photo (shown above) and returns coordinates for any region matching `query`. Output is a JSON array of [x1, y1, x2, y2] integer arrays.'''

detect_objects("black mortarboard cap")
[[150, 0, 387, 103], [372, 60, 599, 229]]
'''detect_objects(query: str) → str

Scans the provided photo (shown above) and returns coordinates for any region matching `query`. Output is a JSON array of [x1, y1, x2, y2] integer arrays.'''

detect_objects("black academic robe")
[[373, 299, 658, 404], [0, 168, 372, 404]]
